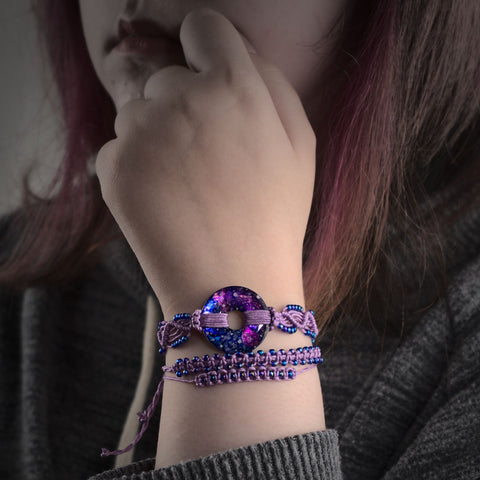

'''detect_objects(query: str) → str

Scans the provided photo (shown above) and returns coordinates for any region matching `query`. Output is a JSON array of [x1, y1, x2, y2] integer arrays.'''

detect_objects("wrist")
[[160, 277, 305, 321]]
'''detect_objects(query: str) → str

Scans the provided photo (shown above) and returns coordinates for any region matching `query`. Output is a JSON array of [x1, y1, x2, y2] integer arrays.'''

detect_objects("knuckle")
[[306, 124, 317, 150], [96, 140, 114, 177], [144, 66, 189, 99], [95, 140, 118, 200], [114, 98, 144, 137]]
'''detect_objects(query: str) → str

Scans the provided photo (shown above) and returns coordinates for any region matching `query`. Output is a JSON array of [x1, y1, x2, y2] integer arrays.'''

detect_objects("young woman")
[[1, 1, 479, 479]]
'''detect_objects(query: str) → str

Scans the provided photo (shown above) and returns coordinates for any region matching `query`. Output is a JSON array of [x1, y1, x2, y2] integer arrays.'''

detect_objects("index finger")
[[179, 8, 255, 75]]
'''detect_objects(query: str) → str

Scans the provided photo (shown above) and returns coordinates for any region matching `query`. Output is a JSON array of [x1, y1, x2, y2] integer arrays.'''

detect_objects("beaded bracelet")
[[164, 346, 323, 387], [158, 286, 318, 354], [100, 286, 323, 458]]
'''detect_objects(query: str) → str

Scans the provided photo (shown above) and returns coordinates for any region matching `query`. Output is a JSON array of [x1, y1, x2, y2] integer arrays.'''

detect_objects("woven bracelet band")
[[158, 286, 318, 354]]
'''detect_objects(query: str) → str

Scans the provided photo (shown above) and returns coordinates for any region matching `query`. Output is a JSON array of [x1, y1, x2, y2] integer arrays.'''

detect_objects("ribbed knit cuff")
[[89, 430, 341, 480]]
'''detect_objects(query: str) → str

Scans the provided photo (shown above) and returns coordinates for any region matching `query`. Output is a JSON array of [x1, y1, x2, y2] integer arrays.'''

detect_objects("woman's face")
[[79, 0, 348, 112]]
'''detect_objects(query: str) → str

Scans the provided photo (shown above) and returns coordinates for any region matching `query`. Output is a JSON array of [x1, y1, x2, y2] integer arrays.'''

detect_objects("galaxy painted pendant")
[[201, 286, 269, 354]]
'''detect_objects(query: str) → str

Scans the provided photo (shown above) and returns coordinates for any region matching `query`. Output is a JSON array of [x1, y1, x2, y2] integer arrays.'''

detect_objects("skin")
[[79, 0, 348, 468], [79, 0, 347, 111]]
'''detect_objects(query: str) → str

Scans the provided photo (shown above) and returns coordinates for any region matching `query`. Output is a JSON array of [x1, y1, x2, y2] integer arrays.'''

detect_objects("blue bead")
[[176, 371, 182, 377], [268, 371, 275, 379], [258, 350, 264, 355], [158, 348, 165, 354], [176, 358, 182, 364], [269, 349, 276, 354], [281, 360, 287, 366], [278, 370, 285, 379], [296, 347, 303, 352], [271, 361, 277, 366], [288, 370, 294, 379], [230, 373, 237, 380], [293, 360, 298, 365], [301, 360, 306, 365], [183, 370, 189, 375], [248, 371, 256, 379], [203, 355, 210, 361], [193, 356, 199, 362]]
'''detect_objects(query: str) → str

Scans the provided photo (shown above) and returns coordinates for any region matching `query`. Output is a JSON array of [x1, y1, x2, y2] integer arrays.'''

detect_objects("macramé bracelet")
[[157, 285, 318, 354], [100, 286, 323, 458]]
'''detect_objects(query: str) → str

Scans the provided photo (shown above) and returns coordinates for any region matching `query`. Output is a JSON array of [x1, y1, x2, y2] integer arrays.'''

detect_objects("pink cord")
[[100, 377, 165, 457]]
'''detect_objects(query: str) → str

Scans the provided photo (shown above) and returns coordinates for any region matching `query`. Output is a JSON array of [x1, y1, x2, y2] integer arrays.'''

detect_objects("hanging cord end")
[[100, 377, 165, 457]]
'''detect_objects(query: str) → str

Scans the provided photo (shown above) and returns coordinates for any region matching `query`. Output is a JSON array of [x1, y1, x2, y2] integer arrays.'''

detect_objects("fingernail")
[[238, 31, 256, 55]]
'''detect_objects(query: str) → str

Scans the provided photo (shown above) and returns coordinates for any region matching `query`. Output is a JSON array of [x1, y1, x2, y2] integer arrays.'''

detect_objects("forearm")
[[155, 301, 326, 469]]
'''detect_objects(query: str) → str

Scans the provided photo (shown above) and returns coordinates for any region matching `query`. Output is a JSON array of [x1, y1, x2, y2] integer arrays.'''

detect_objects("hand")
[[96, 8, 316, 315]]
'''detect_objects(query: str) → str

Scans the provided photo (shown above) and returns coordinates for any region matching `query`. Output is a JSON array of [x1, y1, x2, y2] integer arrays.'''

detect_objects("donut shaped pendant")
[[202, 286, 269, 354]]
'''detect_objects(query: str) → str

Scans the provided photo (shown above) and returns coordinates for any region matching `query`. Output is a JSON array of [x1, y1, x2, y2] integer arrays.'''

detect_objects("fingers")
[[143, 65, 193, 100], [250, 57, 317, 160], [113, 8, 315, 165], [181, 8, 315, 159], [180, 8, 254, 76]]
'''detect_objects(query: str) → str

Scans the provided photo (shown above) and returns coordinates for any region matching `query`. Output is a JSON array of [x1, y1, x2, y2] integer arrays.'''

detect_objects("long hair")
[[0, 0, 117, 285], [1, 0, 479, 337]]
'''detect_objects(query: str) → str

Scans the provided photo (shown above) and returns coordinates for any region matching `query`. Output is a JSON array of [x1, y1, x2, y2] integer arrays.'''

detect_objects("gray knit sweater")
[[1, 198, 479, 479]]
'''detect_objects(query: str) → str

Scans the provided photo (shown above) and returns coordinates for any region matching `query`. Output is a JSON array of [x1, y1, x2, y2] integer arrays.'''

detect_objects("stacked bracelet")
[[101, 286, 323, 458]]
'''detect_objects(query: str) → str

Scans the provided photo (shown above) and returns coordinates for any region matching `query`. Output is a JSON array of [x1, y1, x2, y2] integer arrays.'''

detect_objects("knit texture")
[[1, 186, 479, 479]]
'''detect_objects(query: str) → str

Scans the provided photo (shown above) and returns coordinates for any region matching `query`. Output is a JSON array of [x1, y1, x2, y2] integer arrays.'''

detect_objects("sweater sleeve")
[[87, 430, 341, 480]]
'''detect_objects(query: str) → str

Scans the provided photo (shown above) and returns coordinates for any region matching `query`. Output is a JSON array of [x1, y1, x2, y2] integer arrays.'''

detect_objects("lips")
[[107, 18, 183, 59], [104, 18, 175, 52]]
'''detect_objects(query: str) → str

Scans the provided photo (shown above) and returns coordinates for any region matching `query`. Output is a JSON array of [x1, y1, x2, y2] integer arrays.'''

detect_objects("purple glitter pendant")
[[202, 286, 269, 354]]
